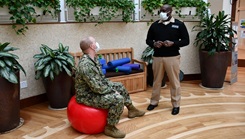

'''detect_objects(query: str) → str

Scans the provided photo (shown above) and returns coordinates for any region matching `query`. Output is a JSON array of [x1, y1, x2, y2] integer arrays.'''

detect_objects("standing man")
[[75, 36, 145, 138], [146, 4, 190, 115]]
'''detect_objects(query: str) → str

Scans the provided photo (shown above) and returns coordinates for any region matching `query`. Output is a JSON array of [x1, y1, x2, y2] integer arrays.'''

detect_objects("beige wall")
[[1, 0, 234, 100], [208, 0, 223, 15], [0, 22, 200, 99], [208, 0, 232, 15]]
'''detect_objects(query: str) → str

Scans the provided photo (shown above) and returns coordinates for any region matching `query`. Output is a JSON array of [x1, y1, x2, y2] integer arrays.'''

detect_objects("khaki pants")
[[150, 56, 181, 107]]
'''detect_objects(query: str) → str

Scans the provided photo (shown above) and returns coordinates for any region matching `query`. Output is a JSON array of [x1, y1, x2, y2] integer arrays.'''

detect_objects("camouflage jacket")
[[75, 54, 116, 103]]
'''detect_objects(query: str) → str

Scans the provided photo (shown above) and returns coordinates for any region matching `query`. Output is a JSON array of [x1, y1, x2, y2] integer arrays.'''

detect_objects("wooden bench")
[[71, 47, 147, 93]]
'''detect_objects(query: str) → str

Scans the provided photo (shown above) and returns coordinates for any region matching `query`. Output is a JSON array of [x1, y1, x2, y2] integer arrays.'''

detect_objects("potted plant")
[[0, 42, 26, 133], [33, 43, 75, 109], [65, 0, 135, 24], [192, 11, 236, 88]]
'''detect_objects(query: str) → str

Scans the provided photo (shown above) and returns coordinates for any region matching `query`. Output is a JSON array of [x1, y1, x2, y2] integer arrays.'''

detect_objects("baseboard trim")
[[183, 74, 201, 81], [238, 59, 245, 67], [20, 93, 47, 109]]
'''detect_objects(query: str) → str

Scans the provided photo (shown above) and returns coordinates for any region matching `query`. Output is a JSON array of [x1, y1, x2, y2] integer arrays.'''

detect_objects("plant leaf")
[[35, 71, 42, 80], [3, 46, 19, 52], [43, 65, 51, 78], [49, 71, 54, 80], [58, 43, 64, 52], [33, 53, 45, 59], [0, 42, 10, 51], [8, 71, 18, 84], [62, 65, 72, 76], [0, 52, 19, 59], [0, 60, 6, 68], [0, 68, 10, 82]]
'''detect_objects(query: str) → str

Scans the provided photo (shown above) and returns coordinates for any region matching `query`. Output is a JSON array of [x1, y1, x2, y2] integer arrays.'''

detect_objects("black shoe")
[[147, 104, 158, 111], [171, 107, 180, 115]]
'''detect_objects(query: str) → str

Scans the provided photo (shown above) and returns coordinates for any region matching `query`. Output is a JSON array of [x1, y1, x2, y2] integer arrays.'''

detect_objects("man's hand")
[[154, 41, 164, 48], [163, 40, 174, 47]]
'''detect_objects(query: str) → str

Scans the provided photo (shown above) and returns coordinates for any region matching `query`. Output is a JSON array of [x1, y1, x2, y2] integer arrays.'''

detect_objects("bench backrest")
[[71, 47, 134, 66]]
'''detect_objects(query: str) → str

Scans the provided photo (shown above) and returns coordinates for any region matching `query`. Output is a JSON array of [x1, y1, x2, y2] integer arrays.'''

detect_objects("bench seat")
[[71, 47, 147, 93]]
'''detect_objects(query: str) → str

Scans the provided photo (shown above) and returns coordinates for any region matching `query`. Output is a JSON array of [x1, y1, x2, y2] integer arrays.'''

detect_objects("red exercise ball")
[[67, 96, 108, 134]]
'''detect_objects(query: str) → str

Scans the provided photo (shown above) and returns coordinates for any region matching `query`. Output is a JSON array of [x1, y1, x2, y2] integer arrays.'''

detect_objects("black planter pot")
[[199, 50, 230, 88], [71, 76, 76, 96], [0, 71, 20, 133], [43, 72, 73, 109]]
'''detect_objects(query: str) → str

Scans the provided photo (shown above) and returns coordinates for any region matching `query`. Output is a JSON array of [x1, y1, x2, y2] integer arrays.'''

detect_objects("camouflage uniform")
[[75, 54, 132, 125]]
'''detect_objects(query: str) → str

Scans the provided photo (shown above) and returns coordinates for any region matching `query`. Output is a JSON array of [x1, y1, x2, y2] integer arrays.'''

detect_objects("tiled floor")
[[1, 68, 245, 139]]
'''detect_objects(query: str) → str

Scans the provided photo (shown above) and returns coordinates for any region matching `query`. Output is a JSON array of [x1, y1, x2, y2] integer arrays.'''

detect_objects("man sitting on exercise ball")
[[75, 36, 145, 138]]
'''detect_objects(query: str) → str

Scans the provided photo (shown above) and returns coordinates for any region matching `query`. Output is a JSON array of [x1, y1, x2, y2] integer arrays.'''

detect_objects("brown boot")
[[127, 104, 145, 118], [104, 125, 126, 138]]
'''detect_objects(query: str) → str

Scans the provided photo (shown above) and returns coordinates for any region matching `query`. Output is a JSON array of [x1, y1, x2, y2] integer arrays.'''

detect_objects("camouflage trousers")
[[84, 82, 132, 125]]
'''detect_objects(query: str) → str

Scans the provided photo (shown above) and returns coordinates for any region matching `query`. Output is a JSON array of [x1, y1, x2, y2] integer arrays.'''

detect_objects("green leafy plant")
[[193, 0, 210, 17], [0, 0, 60, 35], [141, 0, 210, 19], [65, 0, 135, 24], [33, 43, 75, 80], [169, 0, 210, 18], [7, 1, 36, 35], [141, 46, 154, 64], [32, 0, 61, 18], [141, 0, 163, 14], [0, 42, 26, 84], [193, 11, 237, 55], [0, 0, 4, 7]]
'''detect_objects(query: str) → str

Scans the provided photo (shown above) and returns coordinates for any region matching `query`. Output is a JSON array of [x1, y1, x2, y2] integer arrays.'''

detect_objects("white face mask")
[[160, 12, 169, 21], [95, 42, 100, 53]]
